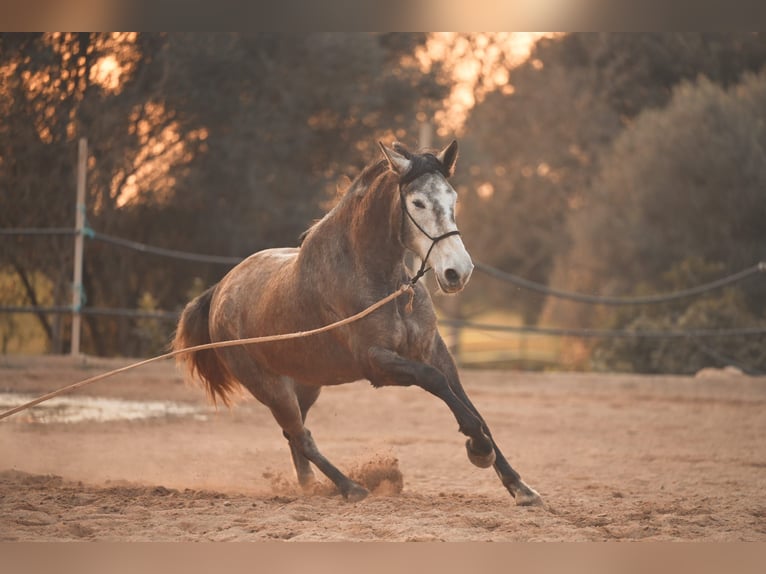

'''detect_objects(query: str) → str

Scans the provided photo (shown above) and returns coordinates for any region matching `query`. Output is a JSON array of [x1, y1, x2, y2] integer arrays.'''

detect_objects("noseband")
[[399, 181, 461, 286]]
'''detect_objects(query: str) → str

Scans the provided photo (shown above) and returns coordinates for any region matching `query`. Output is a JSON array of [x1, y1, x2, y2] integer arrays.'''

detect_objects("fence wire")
[[3, 225, 766, 344], [439, 318, 766, 339], [90, 231, 244, 265], [0, 306, 179, 320], [0, 228, 77, 237], [474, 260, 766, 305]]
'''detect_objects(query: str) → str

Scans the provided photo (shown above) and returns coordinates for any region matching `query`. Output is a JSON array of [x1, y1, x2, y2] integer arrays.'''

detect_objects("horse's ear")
[[436, 139, 459, 176], [378, 141, 412, 176]]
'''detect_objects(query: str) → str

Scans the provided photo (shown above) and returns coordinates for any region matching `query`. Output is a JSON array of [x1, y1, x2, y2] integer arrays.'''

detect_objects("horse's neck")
[[353, 178, 407, 277], [302, 177, 406, 287]]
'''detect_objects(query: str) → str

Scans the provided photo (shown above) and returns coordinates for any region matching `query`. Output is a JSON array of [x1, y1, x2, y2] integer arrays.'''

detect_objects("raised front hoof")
[[465, 438, 496, 468], [342, 482, 369, 503], [513, 483, 543, 507]]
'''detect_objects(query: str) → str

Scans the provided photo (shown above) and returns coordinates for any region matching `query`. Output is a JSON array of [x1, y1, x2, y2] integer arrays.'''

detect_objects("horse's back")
[[240, 247, 299, 274], [210, 247, 298, 332], [224, 246, 298, 293]]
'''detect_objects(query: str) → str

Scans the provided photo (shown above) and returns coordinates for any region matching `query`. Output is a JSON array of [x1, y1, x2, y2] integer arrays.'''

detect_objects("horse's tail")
[[173, 285, 240, 406]]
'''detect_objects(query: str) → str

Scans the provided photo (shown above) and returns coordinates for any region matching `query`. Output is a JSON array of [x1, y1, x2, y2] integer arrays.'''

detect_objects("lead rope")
[[2, 185, 461, 420], [0, 284, 414, 421]]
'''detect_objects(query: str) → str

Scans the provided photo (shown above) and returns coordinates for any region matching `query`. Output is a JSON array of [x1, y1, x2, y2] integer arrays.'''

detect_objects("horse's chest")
[[394, 317, 433, 360], [256, 335, 363, 386]]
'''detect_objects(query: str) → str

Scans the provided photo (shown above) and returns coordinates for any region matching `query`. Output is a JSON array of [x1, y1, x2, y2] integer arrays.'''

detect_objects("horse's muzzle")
[[437, 262, 474, 294]]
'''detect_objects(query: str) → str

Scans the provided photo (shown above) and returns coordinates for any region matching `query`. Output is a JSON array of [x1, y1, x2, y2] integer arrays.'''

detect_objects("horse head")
[[379, 140, 474, 294]]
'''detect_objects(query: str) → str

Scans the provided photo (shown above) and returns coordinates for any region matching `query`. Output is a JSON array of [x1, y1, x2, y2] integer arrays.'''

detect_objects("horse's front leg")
[[430, 336, 543, 506], [367, 346, 496, 467]]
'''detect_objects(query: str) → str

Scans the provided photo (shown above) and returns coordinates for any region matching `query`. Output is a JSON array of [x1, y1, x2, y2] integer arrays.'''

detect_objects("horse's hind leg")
[[286, 427, 369, 502], [219, 352, 366, 501], [430, 337, 542, 506], [265, 379, 369, 502], [283, 383, 320, 489]]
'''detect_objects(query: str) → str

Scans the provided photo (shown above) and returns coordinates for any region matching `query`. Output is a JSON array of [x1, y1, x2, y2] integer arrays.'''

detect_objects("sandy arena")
[[1, 355, 764, 541]]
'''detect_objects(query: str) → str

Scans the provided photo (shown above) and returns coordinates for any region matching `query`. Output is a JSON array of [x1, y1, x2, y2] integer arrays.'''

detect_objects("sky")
[[416, 32, 554, 134]]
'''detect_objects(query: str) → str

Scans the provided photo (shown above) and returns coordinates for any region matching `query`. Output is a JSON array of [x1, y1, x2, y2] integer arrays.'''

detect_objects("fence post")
[[418, 120, 433, 149], [71, 137, 87, 356]]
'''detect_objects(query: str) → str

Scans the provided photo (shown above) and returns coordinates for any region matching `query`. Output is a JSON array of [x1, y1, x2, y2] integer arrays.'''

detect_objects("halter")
[[399, 178, 462, 286]]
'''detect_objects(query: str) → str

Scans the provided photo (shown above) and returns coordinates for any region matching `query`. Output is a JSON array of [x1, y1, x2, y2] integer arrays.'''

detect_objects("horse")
[[173, 140, 542, 506]]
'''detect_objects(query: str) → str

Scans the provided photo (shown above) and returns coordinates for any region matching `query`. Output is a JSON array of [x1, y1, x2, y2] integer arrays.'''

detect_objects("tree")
[[1, 33, 445, 356], [554, 72, 766, 372], [457, 33, 766, 325], [0, 33, 169, 352], [456, 34, 622, 322]]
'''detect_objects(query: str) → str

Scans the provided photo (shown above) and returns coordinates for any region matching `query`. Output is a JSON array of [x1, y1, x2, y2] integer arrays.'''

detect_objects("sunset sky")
[[416, 32, 554, 134]]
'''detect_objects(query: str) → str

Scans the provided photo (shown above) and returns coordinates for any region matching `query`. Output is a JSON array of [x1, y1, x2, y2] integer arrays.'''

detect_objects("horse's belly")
[[254, 336, 365, 386]]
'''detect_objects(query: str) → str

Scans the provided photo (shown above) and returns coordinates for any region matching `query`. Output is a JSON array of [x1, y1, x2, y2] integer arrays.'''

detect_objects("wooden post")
[[71, 137, 87, 356], [418, 120, 433, 149]]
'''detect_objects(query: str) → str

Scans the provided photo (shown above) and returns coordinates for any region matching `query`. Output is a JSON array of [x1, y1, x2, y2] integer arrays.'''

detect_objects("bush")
[[591, 258, 766, 373]]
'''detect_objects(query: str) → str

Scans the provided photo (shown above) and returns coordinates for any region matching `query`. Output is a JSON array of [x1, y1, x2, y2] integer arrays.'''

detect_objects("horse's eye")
[[413, 200, 426, 209]]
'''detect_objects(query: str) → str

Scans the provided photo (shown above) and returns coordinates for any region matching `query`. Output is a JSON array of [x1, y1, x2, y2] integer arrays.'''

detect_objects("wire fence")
[[473, 260, 766, 305], [0, 228, 77, 237], [438, 318, 766, 339], [90, 230, 244, 266], [3, 225, 766, 366], [0, 305, 180, 320]]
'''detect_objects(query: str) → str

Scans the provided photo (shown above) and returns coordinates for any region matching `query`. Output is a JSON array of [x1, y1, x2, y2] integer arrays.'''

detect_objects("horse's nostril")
[[445, 268, 460, 283]]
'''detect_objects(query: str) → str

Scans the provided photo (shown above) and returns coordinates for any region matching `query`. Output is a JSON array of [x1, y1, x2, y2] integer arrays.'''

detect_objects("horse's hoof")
[[297, 474, 317, 491], [465, 438, 496, 468], [343, 483, 369, 502], [514, 483, 543, 507]]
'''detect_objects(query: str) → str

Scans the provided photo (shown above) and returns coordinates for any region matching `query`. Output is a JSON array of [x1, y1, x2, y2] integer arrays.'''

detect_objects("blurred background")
[[2, 32, 765, 374]]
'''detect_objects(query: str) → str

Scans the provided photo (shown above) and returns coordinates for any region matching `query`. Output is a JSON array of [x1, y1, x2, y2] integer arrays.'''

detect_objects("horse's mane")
[[355, 159, 390, 191], [298, 159, 391, 245], [298, 146, 448, 246]]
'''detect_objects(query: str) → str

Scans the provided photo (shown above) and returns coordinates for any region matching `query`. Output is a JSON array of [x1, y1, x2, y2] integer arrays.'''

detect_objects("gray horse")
[[174, 140, 541, 506]]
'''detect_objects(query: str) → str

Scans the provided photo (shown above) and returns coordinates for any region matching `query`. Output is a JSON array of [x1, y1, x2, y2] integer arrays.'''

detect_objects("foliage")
[[591, 259, 766, 374], [550, 70, 766, 366], [571, 74, 766, 294], [0, 267, 52, 354], [457, 33, 766, 326], [3, 33, 766, 372], [456, 36, 620, 321], [132, 292, 168, 357], [1, 33, 442, 355]]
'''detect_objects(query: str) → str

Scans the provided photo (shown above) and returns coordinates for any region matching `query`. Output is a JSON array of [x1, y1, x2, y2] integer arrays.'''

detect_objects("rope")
[[90, 231, 244, 265], [0, 228, 77, 236], [0, 284, 413, 421], [5, 225, 764, 299], [78, 307, 179, 320], [474, 261, 766, 305], [0, 306, 185, 321], [1, 226, 241, 264], [0, 306, 75, 315], [438, 318, 766, 339]]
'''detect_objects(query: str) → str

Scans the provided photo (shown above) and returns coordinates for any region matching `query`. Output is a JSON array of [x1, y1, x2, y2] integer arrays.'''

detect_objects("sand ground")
[[1, 355, 764, 541]]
